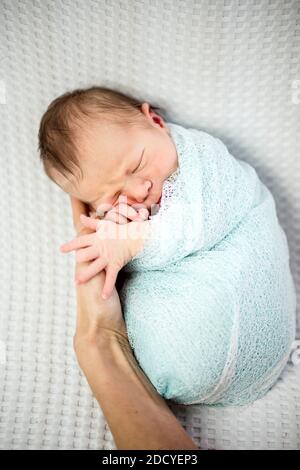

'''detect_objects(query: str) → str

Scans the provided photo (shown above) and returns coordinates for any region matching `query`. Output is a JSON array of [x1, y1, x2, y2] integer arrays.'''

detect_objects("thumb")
[[70, 196, 89, 234], [80, 213, 100, 231]]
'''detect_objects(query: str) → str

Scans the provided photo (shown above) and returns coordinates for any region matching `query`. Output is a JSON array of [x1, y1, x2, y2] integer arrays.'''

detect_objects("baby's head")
[[38, 86, 178, 215]]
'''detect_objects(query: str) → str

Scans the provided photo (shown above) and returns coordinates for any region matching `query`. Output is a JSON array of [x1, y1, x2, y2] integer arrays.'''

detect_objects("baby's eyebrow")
[[80, 147, 143, 208]]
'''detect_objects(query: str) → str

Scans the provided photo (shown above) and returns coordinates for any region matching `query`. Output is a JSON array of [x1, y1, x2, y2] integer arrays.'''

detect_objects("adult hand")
[[65, 197, 199, 451], [68, 196, 128, 350]]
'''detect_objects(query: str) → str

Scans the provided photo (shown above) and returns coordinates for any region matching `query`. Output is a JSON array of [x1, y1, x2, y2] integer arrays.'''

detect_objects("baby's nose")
[[144, 180, 152, 192], [126, 180, 152, 203]]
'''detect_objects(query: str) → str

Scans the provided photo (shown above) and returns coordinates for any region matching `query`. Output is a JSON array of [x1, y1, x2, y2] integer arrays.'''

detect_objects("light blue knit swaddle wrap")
[[119, 121, 296, 406]]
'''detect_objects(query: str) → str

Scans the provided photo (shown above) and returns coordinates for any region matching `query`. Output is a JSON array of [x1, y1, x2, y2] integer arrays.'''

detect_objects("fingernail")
[[102, 292, 107, 300]]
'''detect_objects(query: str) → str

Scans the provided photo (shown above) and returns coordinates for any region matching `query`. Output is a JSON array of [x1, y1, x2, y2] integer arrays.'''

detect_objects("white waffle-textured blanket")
[[0, 0, 299, 450]]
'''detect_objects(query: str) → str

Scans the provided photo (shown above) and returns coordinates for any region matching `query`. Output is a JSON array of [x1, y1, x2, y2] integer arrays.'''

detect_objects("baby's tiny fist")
[[138, 208, 149, 220]]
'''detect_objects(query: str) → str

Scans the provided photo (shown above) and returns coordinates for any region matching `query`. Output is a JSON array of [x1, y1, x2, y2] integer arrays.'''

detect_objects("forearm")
[[75, 332, 199, 450]]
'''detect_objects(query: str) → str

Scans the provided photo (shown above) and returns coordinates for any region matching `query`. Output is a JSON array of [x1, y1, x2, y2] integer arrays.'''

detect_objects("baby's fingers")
[[60, 233, 93, 253], [76, 245, 99, 263], [104, 210, 128, 224], [136, 208, 149, 221], [116, 202, 140, 221], [76, 257, 107, 284]]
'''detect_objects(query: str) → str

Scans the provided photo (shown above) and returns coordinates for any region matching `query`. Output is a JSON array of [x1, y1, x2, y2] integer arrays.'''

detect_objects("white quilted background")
[[0, 0, 299, 450]]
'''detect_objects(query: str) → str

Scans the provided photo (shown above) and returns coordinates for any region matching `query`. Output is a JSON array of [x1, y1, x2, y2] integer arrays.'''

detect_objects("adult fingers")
[[70, 196, 89, 234], [80, 214, 100, 231]]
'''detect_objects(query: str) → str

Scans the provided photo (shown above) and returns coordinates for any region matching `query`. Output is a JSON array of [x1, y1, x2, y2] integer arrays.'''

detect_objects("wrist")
[[73, 327, 130, 369], [127, 219, 152, 251], [74, 326, 158, 397], [74, 304, 128, 352]]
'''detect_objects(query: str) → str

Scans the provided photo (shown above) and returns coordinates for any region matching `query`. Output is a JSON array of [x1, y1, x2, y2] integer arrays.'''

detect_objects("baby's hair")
[[38, 86, 166, 184]]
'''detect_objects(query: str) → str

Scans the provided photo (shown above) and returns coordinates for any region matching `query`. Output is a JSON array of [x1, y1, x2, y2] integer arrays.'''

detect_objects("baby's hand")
[[60, 214, 151, 300], [90, 195, 149, 224]]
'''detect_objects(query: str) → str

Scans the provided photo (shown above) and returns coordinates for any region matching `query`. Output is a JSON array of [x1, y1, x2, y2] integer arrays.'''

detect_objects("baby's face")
[[51, 105, 178, 214]]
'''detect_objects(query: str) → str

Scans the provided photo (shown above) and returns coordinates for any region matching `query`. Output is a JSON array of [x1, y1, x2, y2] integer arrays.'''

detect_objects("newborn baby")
[[39, 86, 296, 406]]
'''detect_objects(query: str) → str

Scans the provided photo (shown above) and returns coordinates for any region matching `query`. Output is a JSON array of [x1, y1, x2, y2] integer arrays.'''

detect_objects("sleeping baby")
[[38, 86, 297, 406]]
